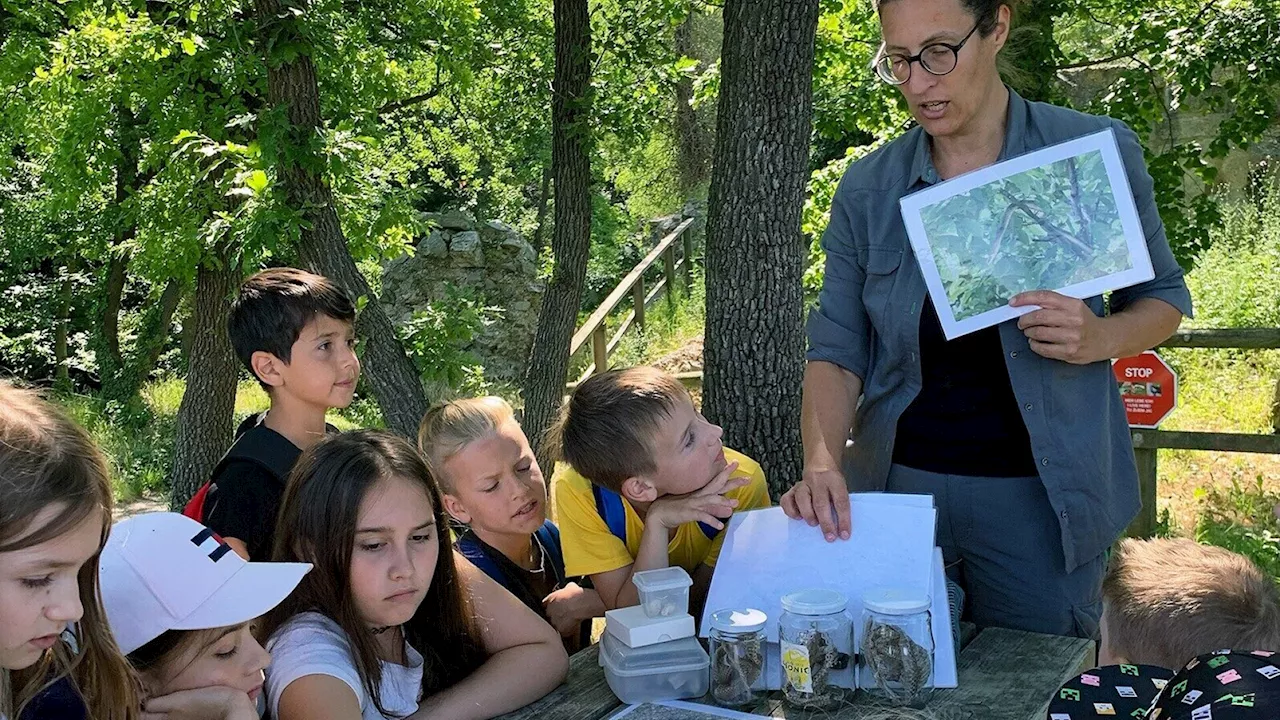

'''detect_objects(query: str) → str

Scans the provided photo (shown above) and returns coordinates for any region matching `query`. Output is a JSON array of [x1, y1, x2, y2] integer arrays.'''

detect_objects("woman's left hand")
[[1010, 290, 1111, 365]]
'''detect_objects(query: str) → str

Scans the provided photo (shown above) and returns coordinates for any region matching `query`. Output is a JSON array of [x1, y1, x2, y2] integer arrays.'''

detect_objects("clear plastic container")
[[858, 588, 934, 709], [708, 608, 768, 708], [632, 566, 693, 618], [779, 588, 853, 710], [599, 632, 709, 704]]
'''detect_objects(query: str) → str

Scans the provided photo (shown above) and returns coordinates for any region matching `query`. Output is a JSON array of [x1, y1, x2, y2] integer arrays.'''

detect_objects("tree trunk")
[[167, 259, 240, 509], [532, 165, 553, 255], [253, 0, 427, 438], [674, 8, 711, 195], [522, 0, 594, 467], [53, 262, 73, 391], [102, 253, 128, 368], [702, 0, 818, 499]]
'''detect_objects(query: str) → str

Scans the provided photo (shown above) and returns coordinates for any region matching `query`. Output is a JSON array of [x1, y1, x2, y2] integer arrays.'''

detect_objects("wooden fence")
[[1125, 327, 1280, 537], [565, 217, 697, 389]]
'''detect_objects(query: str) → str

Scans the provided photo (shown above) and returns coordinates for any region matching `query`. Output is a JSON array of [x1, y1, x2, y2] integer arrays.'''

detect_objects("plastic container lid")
[[781, 588, 847, 616], [632, 566, 693, 592], [862, 587, 931, 615], [709, 608, 767, 634], [599, 633, 709, 677]]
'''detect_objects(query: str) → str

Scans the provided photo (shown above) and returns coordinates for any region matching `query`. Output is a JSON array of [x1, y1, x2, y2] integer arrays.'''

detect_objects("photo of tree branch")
[[918, 150, 1132, 321]]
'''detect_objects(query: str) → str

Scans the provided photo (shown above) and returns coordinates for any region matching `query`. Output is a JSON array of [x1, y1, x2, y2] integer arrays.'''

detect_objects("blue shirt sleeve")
[[1107, 120, 1194, 318], [806, 177, 872, 381]]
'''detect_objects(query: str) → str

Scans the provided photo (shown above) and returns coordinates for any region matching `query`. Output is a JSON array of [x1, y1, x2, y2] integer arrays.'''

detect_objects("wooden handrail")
[[1158, 327, 1280, 349], [569, 217, 695, 355]]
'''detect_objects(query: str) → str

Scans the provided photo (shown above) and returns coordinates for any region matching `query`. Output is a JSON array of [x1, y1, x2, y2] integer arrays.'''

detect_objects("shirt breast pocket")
[[861, 247, 904, 327]]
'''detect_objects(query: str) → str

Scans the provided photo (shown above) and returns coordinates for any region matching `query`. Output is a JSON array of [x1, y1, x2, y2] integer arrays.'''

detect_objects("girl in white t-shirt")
[[261, 430, 567, 720], [0, 382, 139, 720]]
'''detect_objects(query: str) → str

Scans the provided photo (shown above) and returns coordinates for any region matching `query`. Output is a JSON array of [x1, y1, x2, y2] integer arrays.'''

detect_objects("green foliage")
[[395, 285, 501, 396], [1195, 476, 1280, 582], [1183, 184, 1280, 330]]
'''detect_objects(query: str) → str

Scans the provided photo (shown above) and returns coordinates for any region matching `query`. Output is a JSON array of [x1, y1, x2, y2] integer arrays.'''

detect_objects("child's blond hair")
[[417, 396, 517, 491], [549, 366, 690, 493], [1103, 538, 1280, 669]]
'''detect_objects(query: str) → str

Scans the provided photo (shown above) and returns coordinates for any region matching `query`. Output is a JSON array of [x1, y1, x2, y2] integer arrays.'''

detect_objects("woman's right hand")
[[141, 686, 259, 720], [781, 465, 851, 542]]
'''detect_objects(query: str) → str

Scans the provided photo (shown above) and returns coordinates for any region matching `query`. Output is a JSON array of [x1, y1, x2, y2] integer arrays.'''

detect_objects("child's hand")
[[647, 461, 747, 531], [141, 686, 259, 720], [542, 582, 603, 636]]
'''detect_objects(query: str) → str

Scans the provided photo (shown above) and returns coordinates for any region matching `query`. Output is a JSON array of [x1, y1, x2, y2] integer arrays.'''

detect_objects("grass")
[[1142, 188, 1280, 572]]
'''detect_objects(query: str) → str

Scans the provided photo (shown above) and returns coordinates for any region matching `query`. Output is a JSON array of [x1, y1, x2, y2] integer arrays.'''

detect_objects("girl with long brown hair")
[[260, 430, 566, 720], [0, 382, 139, 720]]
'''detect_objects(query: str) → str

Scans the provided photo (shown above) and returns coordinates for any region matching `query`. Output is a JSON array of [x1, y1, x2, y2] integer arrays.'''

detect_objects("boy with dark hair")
[[1100, 538, 1280, 669], [550, 366, 772, 618], [184, 267, 359, 560]]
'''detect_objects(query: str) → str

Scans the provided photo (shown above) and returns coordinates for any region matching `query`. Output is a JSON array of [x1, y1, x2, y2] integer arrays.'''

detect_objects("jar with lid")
[[779, 588, 853, 709], [858, 587, 934, 709], [708, 608, 768, 707]]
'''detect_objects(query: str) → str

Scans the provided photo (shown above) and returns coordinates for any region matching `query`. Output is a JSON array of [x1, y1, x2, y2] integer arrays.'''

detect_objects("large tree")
[[252, 0, 428, 438], [703, 0, 819, 498], [521, 0, 594, 465]]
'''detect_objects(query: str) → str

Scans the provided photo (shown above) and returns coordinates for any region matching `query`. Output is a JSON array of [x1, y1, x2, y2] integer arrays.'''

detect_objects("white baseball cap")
[[99, 512, 311, 655]]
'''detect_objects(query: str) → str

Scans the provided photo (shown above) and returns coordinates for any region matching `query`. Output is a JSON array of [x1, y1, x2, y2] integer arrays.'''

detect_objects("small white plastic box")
[[631, 566, 693, 618], [599, 632, 709, 704], [604, 605, 695, 649]]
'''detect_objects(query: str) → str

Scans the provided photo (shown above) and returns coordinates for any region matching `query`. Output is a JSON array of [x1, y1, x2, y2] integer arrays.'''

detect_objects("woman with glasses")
[[780, 0, 1192, 638]]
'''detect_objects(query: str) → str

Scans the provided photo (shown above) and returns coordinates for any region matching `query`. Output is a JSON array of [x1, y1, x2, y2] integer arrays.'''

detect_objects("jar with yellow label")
[[779, 588, 853, 709]]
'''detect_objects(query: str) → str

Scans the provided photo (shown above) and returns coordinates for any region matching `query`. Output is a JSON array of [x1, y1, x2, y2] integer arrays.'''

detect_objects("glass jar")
[[779, 588, 853, 710], [858, 588, 934, 709], [708, 608, 768, 707]]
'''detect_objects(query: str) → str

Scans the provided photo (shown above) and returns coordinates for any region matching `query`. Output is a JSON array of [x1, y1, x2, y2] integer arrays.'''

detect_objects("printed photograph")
[[916, 149, 1133, 322]]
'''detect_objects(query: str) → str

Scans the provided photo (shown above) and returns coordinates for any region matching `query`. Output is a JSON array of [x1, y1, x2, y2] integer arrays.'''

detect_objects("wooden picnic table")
[[499, 625, 1094, 720]]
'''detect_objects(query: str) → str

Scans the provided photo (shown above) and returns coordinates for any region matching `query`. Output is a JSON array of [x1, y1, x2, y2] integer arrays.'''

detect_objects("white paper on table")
[[701, 495, 936, 645], [899, 128, 1155, 340], [701, 492, 958, 689]]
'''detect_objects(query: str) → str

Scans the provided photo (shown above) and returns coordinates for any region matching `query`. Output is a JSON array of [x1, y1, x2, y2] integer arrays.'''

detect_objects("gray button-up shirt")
[[806, 88, 1194, 571]]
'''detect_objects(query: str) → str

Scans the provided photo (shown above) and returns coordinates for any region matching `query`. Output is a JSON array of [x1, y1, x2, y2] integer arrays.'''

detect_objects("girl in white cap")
[[261, 430, 568, 720], [99, 512, 311, 720], [0, 382, 139, 720]]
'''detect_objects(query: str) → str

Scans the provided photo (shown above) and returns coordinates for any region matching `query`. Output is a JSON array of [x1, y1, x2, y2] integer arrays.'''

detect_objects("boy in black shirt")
[[191, 267, 359, 559]]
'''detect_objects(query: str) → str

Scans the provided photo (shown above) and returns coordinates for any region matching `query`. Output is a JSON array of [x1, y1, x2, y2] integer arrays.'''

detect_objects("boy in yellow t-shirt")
[[550, 366, 771, 620]]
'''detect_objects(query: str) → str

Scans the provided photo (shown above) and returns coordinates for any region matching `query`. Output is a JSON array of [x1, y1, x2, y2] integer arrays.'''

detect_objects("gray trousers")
[[885, 464, 1106, 641]]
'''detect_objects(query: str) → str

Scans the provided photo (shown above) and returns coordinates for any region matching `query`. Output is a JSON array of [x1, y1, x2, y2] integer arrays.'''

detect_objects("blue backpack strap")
[[592, 485, 629, 543], [592, 485, 721, 541], [536, 521, 566, 585], [455, 533, 508, 589]]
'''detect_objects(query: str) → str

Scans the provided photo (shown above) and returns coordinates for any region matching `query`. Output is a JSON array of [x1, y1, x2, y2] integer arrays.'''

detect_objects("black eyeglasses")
[[873, 23, 980, 85]]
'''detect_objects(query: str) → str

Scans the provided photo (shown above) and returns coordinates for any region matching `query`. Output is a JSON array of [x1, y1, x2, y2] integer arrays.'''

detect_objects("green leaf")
[[181, 37, 197, 56], [246, 170, 269, 194]]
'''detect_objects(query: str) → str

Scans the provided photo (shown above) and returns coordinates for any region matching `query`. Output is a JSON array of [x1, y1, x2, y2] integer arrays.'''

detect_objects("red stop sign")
[[1112, 351, 1178, 428]]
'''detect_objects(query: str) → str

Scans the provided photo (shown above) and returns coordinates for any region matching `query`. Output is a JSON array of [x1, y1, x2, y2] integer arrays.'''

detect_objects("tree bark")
[[674, 8, 711, 195], [532, 165, 553, 255], [53, 262, 73, 390], [703, 0, 818, 499], [253, 0, 427, 438], [167, 258, 240, 509], [522, 0, 593, 467]]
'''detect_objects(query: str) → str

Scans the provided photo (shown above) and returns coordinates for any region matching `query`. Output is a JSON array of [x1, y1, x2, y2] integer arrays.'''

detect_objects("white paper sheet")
[[899, 128, 1155, 340], [700, 493, 956, 688]]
